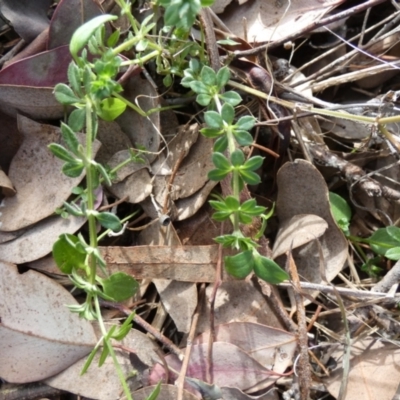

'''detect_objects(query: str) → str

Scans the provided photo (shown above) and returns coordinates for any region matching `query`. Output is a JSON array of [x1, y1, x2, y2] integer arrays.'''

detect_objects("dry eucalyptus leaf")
[[109, 168, 152, 203], [154, 280, 198, 334], [46, 329, 158, 400], [196, 281, 284, 335], [218, 0, 343, 43], [324, 338, 400, 400], [0, 115, 100, 232], [116, 75, 160, 163], [0, 261, 96, 383], [194, 322, 296, 378], [0, 215, 86, 264], [276, 159, 347, 284], [221, 387, 279, 400], [272, 214, 328, 259]]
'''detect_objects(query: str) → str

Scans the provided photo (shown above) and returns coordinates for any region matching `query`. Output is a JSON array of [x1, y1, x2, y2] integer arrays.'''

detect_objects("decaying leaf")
[[0, 115, 100, 232], [131, 384, 198, 400], [0, 261, 96, 383], [0, 168, 15, 196]]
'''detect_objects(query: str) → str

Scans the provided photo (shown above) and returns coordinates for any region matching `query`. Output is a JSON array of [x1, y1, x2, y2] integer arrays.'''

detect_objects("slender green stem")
[[112, 92, 147, 116]]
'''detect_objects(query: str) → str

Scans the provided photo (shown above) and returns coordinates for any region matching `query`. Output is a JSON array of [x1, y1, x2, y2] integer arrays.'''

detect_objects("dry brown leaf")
[[0, 215, 86, 264], [324, 338, 400, 400], [116, 75, 160, 163], [194, 322, 296, 377], [0, 261, 96, 383], [46, 329, 159, 400], [131, 384, 198, 400], [272, 214, 328, 259], [0, 115, 100, 232], [196, 281, 285, 335], [216, 0, 343, 43], [276, 159, 347, 285], [101, 245, 224, 282], [154, 280, 198, 334], [221, 386, 279, 400]]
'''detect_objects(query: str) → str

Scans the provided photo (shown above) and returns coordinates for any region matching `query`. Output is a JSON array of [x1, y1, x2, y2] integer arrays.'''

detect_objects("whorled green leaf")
[[201, 65, 217, 87], [48, 143, 76, 162], [238, 169, 261, 185], [54, 83, 80, 105], [95, 211, 122, 232], [230, 149, 245, 167], [243, 155, 264, 171], [216, 66, 230, 90], [196, 94, 212, 106], [236, 115, 255, 131], [214, 135, 228, 152], [200, 127, 223, 138], [67, 62, 82, 95], [221, 102, 235, 124], [68, 108, 86, 132], [225, 250, 254, 278], [63, 160, 85, 177], [61, 123, 80, 155], [98, 97, 127, 121], [212, 152, 231, 171], [219, 91, 242, 106], [253, 253, 289, 284], [52, 233, 86, 273], [205, 111, 223, 129], [102, 272, 139, 302], [233, 129, 253, 146]]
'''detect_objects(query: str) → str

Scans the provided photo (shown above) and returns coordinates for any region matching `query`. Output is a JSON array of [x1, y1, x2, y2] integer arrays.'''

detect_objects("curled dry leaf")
[[0, 168, 15, 196], [0, 261, 96, 383], [324, 339, 400, 400], [0, 115, 100, 232], [276, 159, 347, 285], [0, 46, 70, 119], [272, 214, 328, 259], [216, 0, 343, 43], [46, 329, 159, 400]]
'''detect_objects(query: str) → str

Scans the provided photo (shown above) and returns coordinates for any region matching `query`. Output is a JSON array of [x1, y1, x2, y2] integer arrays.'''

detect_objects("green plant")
[[181, 60, 288, 283]]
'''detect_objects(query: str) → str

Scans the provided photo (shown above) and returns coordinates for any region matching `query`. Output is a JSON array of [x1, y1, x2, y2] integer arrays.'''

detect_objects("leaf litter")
[[2, 1, 400, 400]]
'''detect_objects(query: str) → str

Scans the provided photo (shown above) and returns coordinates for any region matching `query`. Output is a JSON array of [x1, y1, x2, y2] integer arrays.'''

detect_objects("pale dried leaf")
[[324, 338, 400, 400], [0, 261, 96, 383], [0, 115, 100, 232], [154, 280, 198, 334], [221, 386, 279, 400], [218, 0, 343, 43], [0, 215, 86, 263], [272, 214, 328, 259], [46, 329, 158, 400], [194, 322, 296, 375]]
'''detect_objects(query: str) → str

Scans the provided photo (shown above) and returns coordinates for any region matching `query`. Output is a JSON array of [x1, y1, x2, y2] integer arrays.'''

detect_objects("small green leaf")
[[219, 91, 241, 106], [243, 155, 264, 171], [224, 195, 240, 210], [329, 192, 351, 233], [236, 115, 255, 131], [95, 162, 112, 186], [63, 161, 85, 177], [68, 108, 86, 132], [225, 251, 253, 278], [54, 83, 80, 105], [212, 152, 231, 171], [61, 123, 80, 154], [253, 253, 289, 284], [231, 149, 245, 167], [216, 67, 230, 89], [146, 382, 162, 400], [70, 14, 118, 61], [98, 97, 127, 121], [136, 38, 149, 52], [52, 234, 86, 273], [369, 227, 400, 256], [63, 201, 84, 217], [221, 103, 235, 124], [102, 272, 139, 301], [204, 111, 223, 129], [67, 62, 82, 94], [385, 247, 400, 261], [48, 143, 76, 162], [200, 127, 223, 138], [214, 136, 228, 152], [201, 66, 217, 86], [386, 226, 400, 243], [233, 130, 253, 146], [190, 81, 209, 94], [196, 94, 212, 106], [208, 168, 230, 181], [96, 212, 122, 232], [107, 28, 121, 47], [238, 169, 261, 185]]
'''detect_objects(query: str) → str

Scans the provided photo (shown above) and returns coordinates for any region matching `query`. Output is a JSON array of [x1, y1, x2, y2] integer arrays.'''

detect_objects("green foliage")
[[182, 63, 288, 284], [368, 226, 400, 260], [329, 192, 351, 235]]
